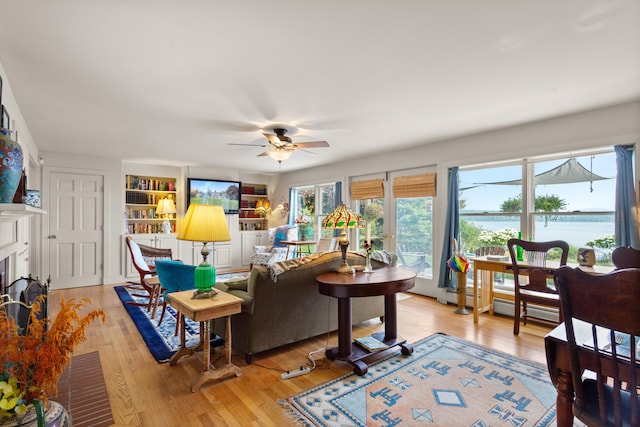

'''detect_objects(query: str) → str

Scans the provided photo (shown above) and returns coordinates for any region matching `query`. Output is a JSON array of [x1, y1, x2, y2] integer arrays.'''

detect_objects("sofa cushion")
[[224, 276, 249, 291]]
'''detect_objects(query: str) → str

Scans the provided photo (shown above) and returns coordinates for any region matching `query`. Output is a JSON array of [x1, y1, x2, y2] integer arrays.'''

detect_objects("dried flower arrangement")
[[0, 296, 106, 423]]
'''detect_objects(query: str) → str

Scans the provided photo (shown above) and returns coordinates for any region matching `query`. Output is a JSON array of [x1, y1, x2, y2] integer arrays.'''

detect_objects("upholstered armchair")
[[250, 225, 298, 267]]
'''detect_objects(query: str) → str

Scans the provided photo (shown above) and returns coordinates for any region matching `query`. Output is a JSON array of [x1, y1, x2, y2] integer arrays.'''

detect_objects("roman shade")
[[392, 173, 436, 198], [351, 179, 384, 200]]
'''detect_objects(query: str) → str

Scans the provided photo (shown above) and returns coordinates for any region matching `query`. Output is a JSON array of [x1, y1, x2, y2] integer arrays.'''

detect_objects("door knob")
[[48, 235, 57, 239]]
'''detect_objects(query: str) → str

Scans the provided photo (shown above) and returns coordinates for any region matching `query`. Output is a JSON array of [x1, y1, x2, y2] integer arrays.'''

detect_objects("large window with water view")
[[459, 151, 616, 268]]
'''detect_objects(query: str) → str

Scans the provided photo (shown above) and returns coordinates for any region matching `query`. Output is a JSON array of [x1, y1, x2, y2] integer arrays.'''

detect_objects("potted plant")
[[0, 296, 105, 426]]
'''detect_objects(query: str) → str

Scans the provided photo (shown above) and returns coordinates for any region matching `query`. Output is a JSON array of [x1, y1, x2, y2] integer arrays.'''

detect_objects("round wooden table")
[[316, 266, 416, 375]]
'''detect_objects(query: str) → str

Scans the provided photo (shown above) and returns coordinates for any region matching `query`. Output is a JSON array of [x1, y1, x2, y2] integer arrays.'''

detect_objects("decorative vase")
[[0, 130, 24, 203], [363, 249, 374, 273], [2, 401, 71, 427]]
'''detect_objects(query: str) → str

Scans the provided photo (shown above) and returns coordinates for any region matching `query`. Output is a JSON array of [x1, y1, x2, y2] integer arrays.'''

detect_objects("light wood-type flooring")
[[50, 284, 554, 427]]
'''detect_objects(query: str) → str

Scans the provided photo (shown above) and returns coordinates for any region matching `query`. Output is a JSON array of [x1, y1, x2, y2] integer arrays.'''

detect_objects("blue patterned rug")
[[113, 272, 248, 363], [282, 333, 557, 426]]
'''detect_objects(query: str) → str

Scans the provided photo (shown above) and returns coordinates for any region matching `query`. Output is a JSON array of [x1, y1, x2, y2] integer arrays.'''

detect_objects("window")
[[391, 171, 435, 279], [459, 150, 616, 265], [291, 183, 337, 240]]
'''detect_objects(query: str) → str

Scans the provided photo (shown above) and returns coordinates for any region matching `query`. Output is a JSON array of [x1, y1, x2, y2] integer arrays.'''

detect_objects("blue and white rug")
[[282, 333, 557, 426], [114, 272, 248, 363]]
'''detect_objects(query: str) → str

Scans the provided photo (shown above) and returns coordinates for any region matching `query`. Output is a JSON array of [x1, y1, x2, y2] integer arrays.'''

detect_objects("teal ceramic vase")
[[2, 401, 71, 427], [0, 130, 23, 203]]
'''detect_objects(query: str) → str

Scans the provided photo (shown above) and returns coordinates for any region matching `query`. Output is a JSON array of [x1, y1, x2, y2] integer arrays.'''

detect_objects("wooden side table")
[[169, 289, 243, 392], [280, 240, 316, 258], [316, 267, 416, 375]]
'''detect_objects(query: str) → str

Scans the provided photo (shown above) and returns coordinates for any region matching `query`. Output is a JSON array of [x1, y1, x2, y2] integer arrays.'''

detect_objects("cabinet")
[[125, 175, 177, 234], [123, 234, 178, 279], [181, 241, 233, 272], [239, 183, 268, 231], [240, 230, 267, 267]]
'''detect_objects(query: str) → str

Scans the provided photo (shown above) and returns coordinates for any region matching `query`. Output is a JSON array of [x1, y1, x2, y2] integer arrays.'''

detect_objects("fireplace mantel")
[[0, 204, 47, 216]]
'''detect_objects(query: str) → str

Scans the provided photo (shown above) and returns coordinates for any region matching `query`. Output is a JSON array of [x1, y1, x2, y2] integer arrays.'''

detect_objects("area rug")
[[282, 333, 557, 427], [113, 272, 247, 362]]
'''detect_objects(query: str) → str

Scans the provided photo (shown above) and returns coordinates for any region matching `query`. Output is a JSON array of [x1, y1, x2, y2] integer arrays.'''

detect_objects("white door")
[[47, 171, 104, 289]]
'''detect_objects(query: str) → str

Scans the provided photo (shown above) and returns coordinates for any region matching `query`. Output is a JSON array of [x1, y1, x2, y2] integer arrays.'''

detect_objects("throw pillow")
[[223, 276, 249, 291], [273, 224, 293, 248]]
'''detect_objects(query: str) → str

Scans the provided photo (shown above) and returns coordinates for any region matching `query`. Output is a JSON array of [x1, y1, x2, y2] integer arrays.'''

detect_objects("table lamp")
[[156, 197, 176, 233], [178, 204, 231, 298], [321, 203, 365, 274]]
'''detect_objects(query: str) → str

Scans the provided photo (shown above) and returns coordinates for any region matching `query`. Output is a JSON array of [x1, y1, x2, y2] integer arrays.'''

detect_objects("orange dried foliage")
[[0, 295, 106, 404]]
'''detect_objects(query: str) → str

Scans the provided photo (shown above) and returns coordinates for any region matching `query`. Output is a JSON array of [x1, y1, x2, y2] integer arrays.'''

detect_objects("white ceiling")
[[0, 1, 639, 174]]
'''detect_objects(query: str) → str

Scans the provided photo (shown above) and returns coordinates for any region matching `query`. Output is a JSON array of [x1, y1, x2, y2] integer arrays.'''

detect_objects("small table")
[[472, 257, 613, 324], [169, 289, 243, 392], [280, 240, 316, 259], [316, 267, 416, 375]]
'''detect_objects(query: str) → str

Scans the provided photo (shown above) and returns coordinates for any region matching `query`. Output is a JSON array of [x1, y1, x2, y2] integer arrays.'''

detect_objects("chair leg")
[[522, 301, 528, 325], [174, 313, 180, 336], [158, 302, 167, 326], [513, 300, 521, 335]]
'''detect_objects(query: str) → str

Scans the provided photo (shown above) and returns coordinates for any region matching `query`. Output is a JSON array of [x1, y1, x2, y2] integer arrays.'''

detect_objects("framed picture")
[[1, 105, 9, 130], [24, 190, 41, 208]]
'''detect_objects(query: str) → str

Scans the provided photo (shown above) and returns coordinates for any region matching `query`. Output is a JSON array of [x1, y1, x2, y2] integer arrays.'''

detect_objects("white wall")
[[275, 100, 640, 297]]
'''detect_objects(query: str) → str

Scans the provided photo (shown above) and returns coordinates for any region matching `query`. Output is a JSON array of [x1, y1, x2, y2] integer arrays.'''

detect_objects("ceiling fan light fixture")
[[268, 149, 293, 163]]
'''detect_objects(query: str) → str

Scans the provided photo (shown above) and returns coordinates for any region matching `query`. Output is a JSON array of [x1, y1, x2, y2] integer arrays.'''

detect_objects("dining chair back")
[[316, 237, 337, 253], [154, 260, 196, 327], [506, 238, 569, 335], [554, 266, 640, 427], [611, 246, 640, 269]]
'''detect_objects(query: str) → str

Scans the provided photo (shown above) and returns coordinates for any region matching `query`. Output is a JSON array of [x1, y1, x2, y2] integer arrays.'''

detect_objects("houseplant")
[[0, 296, 106, 426]]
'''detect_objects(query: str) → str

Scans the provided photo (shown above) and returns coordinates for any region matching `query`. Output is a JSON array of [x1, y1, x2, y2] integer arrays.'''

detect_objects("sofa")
[[214, 251, 396, 363]]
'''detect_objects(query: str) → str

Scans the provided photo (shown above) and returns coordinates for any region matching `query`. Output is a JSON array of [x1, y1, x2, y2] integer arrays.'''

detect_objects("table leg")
[[169, 313, 194, 365], [555, 368, 575, 427], [473, 269, 479, 324], [191, 317, 242, 393], [383, 294, 397, 340], [337, 297, 352, 357]]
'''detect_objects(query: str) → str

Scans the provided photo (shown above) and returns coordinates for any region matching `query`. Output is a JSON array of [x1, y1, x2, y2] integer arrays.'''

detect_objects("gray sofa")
[[214, 251, 396, 363]]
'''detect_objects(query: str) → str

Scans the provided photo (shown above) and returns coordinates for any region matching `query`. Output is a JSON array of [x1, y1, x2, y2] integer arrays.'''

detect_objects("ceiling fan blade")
[[263, 133, 282, 146], [293, 141, 329, 148], [257, 151, 271, 157], [227, 143, 268, 147]]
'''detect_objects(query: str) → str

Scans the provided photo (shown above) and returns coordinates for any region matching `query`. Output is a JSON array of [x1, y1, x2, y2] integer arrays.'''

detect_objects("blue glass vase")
[[0, 130, 24, 203]]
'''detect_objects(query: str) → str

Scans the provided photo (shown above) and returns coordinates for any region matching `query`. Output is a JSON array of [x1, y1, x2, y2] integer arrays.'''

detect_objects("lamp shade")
[[156, 197, 176, 215], [178, 204, 231, 243], [268, 149, 293, 162], [321, 203, 365, 229]]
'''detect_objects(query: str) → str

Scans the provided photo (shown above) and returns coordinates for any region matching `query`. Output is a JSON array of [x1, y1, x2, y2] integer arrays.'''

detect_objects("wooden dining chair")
[[506, 238, 569, 335], [611, 246, 640, 269], [125, 236, 172, 313], [554, 266, 640, 427]]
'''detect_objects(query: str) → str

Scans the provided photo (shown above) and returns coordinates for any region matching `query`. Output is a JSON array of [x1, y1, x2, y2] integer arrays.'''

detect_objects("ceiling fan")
[[229, 127, 329, 164]]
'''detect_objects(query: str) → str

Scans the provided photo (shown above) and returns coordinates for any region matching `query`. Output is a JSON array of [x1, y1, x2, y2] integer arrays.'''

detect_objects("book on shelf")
[[354, 336, 388, 352]]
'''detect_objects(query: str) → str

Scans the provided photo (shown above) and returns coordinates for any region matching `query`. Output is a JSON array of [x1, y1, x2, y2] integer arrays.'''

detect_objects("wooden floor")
[[50, 285, 554, 427]]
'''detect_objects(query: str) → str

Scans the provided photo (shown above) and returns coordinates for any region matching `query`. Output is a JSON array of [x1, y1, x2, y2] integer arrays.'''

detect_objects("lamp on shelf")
[[178, 204, 231, 298], [321, 203, 365, 274], [255, 199, 271, 217], [156, 197, 176, 233]]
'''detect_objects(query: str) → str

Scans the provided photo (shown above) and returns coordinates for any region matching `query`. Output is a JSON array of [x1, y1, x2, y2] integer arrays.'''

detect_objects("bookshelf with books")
[[239, 182, 269, 232], [125, 174, 177, 234]]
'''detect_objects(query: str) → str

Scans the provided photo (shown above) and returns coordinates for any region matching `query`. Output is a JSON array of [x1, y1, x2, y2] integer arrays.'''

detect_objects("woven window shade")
[[351, 179, 384, 200], [392, 173, 436, 198]]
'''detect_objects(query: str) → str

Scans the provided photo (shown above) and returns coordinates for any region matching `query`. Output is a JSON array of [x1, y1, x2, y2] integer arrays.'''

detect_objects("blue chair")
[[154, 260, 196, 328]]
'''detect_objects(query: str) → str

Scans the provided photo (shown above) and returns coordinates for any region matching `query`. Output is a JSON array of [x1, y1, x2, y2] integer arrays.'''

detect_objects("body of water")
[[467, 220, 614, 248]]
